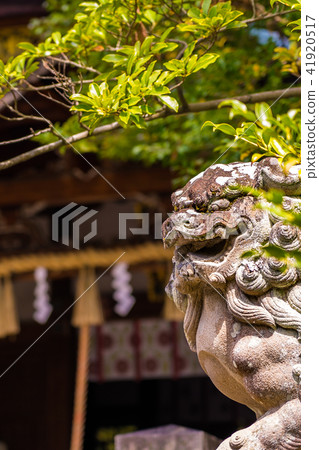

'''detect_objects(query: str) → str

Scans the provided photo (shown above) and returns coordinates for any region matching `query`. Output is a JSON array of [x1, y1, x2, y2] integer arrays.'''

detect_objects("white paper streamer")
[[111, 262, 135, 317], [33, 266, 52, 324]]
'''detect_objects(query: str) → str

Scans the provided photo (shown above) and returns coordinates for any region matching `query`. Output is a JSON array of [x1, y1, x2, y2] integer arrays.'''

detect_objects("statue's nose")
[[162, 215, 176, 248]]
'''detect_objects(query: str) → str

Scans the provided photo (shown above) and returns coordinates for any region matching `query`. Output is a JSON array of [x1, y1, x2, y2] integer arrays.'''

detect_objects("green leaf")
[[80, 2, 99, 9], [52, 32, 61, 45], [215, 123, 236, 135], [128, 96, 141, 106], [155, 71, 171, 86], [202, 0, 211, 15], [262, 128, 277, 145], [119, 111, 130, 125], [151, 42, 169, 53], [127, 41, 141, 75], [202, 122, 236, 136], [269, 137, 288, 157], [74, 13, 88, 21], [148, 70, 161, 84], [70, 104, 94, 112], [266, 189, 284, 204], [263, 245, 288, 260], [281, 153, 300, 174], [164, 59, 184, 71], [89, 83, 100, 97], [159, 96, 179, 112], [201, 121, 214, 129], [188, 7, 201, 18], [141, 60, 156, 86], [218, 99, 255, 121], [255, 102, 272, 127], [241, 249, 260, 259], [224, 21, 247, 30], [103, 54, 127, 66], [186, 55, 198, 73], [130, 114, 146, 129], [149, 85, 170, 95], [219, 99, 247, 112], [141, 36, 154, 55], [144, 9, 157, 24], [183, 41, 196, 59], [18, 42, 37, 52], [192, 53, 219, 72], [135, 55, 153, 70], [251, 153, 264, 163], [160, 27, 174, 42], [70, 93, 95, 105]]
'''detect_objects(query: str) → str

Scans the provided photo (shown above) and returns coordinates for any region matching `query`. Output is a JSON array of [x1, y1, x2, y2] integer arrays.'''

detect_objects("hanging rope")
[[71, 267, 104, 327], [0, 243, 173, 276], [70, 325, 90, 450], [0, 275, 20, 338], [70, 267, 104, 450]]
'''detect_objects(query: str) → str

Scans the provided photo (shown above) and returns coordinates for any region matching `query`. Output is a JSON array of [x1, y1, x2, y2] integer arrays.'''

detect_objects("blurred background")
[[0, 0, 296, 448]]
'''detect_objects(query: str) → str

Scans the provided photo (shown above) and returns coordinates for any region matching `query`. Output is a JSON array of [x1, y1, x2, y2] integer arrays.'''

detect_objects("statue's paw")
[[217, 429, 260, 450], [217, 428, 301, 450], [217, 400, 301, 450]]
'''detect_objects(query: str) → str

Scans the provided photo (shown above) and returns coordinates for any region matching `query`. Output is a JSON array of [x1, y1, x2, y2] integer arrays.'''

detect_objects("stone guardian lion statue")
[[162, 157, 301, 450]]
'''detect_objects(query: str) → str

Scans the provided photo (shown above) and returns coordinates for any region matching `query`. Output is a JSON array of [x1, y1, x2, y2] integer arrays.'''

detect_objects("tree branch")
[[0, 127, 51, 146], [242, 9, 295, 26], [186, 87, 301, 113], [0, 87, 301, 170]]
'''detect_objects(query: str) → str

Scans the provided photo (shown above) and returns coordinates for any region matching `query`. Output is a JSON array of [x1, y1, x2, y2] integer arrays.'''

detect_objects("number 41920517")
[[306, 15, 316, 76]]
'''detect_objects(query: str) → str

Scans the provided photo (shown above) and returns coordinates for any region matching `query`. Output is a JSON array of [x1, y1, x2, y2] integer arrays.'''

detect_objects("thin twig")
[[22, 79, 94, 92], [35, 89, 71, 109], [48, 57, 101, 75], [241, 9, 295, 27], [250, 0, 256, 19], [0, 128, 51, 146], [169, 79, 184, 91], [0, 99, 51, 124], [177, 85, 189, 112], [125, 0, 138, 42]]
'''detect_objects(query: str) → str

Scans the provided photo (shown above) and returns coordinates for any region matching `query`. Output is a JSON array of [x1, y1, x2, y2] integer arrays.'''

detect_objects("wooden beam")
[[0, 165, 173, 207]]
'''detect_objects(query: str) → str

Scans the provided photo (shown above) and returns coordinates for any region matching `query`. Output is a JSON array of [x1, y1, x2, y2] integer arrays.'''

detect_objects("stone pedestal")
[[115, 424, 221, 450]]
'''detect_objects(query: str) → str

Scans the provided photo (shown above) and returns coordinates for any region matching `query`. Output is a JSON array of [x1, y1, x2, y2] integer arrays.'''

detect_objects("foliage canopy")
[[0, 0, 300, 184]]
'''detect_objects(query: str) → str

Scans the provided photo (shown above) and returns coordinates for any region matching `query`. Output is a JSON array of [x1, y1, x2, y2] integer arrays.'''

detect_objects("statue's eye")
[[183, 220, 193, 228]]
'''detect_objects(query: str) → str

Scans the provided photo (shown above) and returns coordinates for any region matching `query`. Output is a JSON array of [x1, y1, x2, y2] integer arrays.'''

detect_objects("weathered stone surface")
[[162, 158, 301, 449], [115, 424, 221, 450]]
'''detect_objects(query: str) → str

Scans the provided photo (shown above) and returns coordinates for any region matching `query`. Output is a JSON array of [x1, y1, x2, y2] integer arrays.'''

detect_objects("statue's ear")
[[259, 158, 301, 195]]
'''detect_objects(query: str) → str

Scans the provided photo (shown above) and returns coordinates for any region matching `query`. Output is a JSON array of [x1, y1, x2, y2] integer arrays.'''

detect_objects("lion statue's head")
[[163, 157, 300, 350]]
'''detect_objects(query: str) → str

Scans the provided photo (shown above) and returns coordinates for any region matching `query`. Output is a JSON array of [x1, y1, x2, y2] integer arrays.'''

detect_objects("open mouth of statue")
[[189, 238, 228, 260], [177, 236, 235, 266]]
